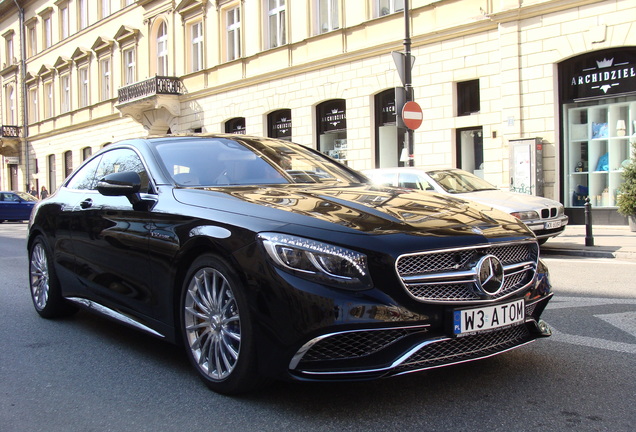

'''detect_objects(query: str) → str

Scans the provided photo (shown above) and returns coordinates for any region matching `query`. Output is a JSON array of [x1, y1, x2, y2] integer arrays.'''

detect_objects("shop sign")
[[4, 156, 19, 164], [561, 48, 636, 102]]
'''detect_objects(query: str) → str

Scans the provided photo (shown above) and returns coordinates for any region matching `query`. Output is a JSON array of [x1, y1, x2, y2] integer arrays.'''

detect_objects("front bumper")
[[525, 214, 569, 239], [288, 294, 552, 381]]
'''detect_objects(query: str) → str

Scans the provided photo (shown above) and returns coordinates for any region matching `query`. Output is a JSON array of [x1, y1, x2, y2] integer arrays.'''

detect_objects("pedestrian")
[[28, 185, 38, 198], [40, 186, 49, 199]]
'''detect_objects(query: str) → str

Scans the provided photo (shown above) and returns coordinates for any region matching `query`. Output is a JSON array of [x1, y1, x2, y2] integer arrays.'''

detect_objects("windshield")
[[153, 136, 365, 187], [14, 192, 38, 202], [428, 170, 498, 193]]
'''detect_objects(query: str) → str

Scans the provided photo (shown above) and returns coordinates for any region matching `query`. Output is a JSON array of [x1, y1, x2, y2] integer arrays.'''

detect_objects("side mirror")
[[96, 171, 141, 196]]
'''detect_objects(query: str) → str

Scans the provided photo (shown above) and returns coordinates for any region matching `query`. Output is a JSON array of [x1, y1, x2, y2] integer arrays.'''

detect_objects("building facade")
[[1, 0, 635, 224]]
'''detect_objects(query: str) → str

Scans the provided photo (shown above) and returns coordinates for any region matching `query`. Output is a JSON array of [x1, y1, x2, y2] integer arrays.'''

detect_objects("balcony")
[[0, 125, 21, 155], [116, 76, 183, 124]]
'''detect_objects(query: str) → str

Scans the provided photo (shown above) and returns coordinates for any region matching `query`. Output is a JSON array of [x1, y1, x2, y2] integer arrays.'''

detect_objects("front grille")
[[300, 327, 423, 363], [396, 241, 538, 303], [394, 325, 530, 373]]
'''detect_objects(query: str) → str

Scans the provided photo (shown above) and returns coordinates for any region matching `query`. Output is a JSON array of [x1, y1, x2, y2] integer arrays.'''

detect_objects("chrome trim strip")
[[395, 240, 539, 261], [402, 260, 535, 285], [288, 324, 431, 370], [66, 297, 165, 338]]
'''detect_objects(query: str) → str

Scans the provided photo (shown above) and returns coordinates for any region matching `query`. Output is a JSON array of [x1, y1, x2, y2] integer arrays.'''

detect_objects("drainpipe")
[[13, 0, 29, 191]]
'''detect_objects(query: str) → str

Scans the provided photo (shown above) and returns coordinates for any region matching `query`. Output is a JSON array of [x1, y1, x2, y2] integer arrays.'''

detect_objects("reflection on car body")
[[365, 167, 568, 244], [27, 134, 553, 394]]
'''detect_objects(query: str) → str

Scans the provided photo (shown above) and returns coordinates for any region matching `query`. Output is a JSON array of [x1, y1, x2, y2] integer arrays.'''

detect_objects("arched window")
[[267, 109, 292, 141], [225, 117, 246, 134], [317, 99, 347, 160], [157, 21, 168, 75]]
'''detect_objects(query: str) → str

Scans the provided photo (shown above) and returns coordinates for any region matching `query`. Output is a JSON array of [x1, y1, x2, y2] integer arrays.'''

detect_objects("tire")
[[29, 237, 78, 318], [180, 254, 263, 395]]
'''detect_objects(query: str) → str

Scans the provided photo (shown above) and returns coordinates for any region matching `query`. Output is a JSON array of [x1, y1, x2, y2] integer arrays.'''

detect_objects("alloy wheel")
[[30, 242, 50, 311], [184, 267, 241, 381]]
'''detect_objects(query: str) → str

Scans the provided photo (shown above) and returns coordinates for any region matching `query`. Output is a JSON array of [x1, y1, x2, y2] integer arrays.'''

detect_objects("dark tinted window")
[[66, 155, 102, 191], [457, 80, 480, 116], [66, 148, 150, 193], [95, 149, 150, 193]]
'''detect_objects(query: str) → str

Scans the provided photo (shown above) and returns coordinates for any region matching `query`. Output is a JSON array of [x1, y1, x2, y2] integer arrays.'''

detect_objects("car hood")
[[173, 184, 531, 239], [452, 190, 559, 214]]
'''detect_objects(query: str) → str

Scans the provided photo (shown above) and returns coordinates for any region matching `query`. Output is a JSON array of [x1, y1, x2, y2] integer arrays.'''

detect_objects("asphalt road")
[[1, 222, 635, 432]]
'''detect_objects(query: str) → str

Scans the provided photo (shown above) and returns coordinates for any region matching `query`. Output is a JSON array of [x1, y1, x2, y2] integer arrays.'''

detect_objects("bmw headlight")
[[259, 233, 372, 290], [510, 210, 539, 221]]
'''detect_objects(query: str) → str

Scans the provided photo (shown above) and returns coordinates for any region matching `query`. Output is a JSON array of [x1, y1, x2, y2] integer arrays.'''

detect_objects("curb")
[[539, 247, 617, 259]]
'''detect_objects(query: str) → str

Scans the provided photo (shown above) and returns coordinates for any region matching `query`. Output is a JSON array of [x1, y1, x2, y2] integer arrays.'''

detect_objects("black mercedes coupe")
[[27, 134, 552, 394]]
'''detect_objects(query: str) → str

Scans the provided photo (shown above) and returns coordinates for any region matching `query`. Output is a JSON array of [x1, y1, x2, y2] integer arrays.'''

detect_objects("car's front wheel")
[[180, 254, 263, 394], [29, 237, 77, 318]]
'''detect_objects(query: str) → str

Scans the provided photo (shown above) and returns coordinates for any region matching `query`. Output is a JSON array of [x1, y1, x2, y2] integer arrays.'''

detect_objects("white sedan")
[[364, 167, 568, 244]]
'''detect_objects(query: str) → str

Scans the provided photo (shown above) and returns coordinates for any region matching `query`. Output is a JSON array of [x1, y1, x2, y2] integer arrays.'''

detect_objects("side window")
[[95, 149, 150, 193], [66, 155, 103, 190]]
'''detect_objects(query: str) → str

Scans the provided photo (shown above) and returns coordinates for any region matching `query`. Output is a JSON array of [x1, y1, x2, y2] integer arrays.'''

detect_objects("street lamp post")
[[403, 0, 414, 167]]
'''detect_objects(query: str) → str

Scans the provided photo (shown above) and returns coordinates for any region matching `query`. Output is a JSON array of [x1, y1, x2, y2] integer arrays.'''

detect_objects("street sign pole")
[[403, 1, 414, 167]]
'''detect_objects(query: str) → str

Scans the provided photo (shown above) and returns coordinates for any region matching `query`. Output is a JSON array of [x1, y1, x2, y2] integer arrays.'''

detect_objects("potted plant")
[[617, 141, 636, 231]]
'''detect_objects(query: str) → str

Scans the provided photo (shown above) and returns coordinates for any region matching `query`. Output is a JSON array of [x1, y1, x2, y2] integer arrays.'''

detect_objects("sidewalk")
[[540, 224, 636, 259]]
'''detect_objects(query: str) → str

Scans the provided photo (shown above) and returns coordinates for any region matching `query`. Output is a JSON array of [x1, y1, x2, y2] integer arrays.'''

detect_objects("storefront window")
[[560, 48, 636, 213], [225, 117, 246, 134], [456, 127, 484, 177], [317, 99, 347, 161], [267, 109, 292, 141], [374, 89, 404, 168]]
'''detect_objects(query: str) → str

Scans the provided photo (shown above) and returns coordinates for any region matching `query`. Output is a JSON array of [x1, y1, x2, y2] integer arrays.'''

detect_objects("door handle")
[[80, 198, 93, 209]]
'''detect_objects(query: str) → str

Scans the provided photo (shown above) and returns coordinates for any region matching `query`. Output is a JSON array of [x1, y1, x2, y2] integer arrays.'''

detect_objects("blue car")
[[0, 191, 38, 223]]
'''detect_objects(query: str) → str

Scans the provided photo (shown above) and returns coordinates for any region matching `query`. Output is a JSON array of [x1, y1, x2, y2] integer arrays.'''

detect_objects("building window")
[[457, 79, 480, 116], [123, 48, 136, 84], [266, 0, 286, 49], [225, 117, 246, 134], [456, 127, 484, 176], [29, 87, 38, 123], [317, 0, 339, 34], [377, 0, 404, 17], [60, 4, 70, 39], [226, 7, 241, 61], [374, 89, 404, 168], [48, 154, 57, 192], [5, 35, 14, 65], [82, 147, 92, 161], [268, 109, 292, 141], [27, 21, 37, 57], [317, 99, 347, 159], [190, 21, 203, 72], [5, 85, 15, 124], [44, 81, 53, 118], [44, 16, 52, 49], [79, 67, 89, 108], [61, 74, 71, 113], [100, 58, 111, 100], [79, 0, 89, 30], [157, 21, 168, 75], [64, 150, 73, 178], [101, 0, 111, 18]]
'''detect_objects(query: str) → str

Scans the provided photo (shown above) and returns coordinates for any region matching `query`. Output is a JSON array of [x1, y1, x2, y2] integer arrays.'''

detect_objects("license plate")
[[452, 299, 525, 336], [544, 220, 562, 229]]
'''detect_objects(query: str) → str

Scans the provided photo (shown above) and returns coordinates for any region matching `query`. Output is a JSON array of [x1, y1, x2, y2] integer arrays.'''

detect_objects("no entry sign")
[[402, 101, 423, 130]]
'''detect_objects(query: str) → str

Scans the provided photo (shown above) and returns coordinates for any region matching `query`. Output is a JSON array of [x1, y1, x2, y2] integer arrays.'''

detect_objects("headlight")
[[510, 210, 539, 220], [259, 233, 372, 290]]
